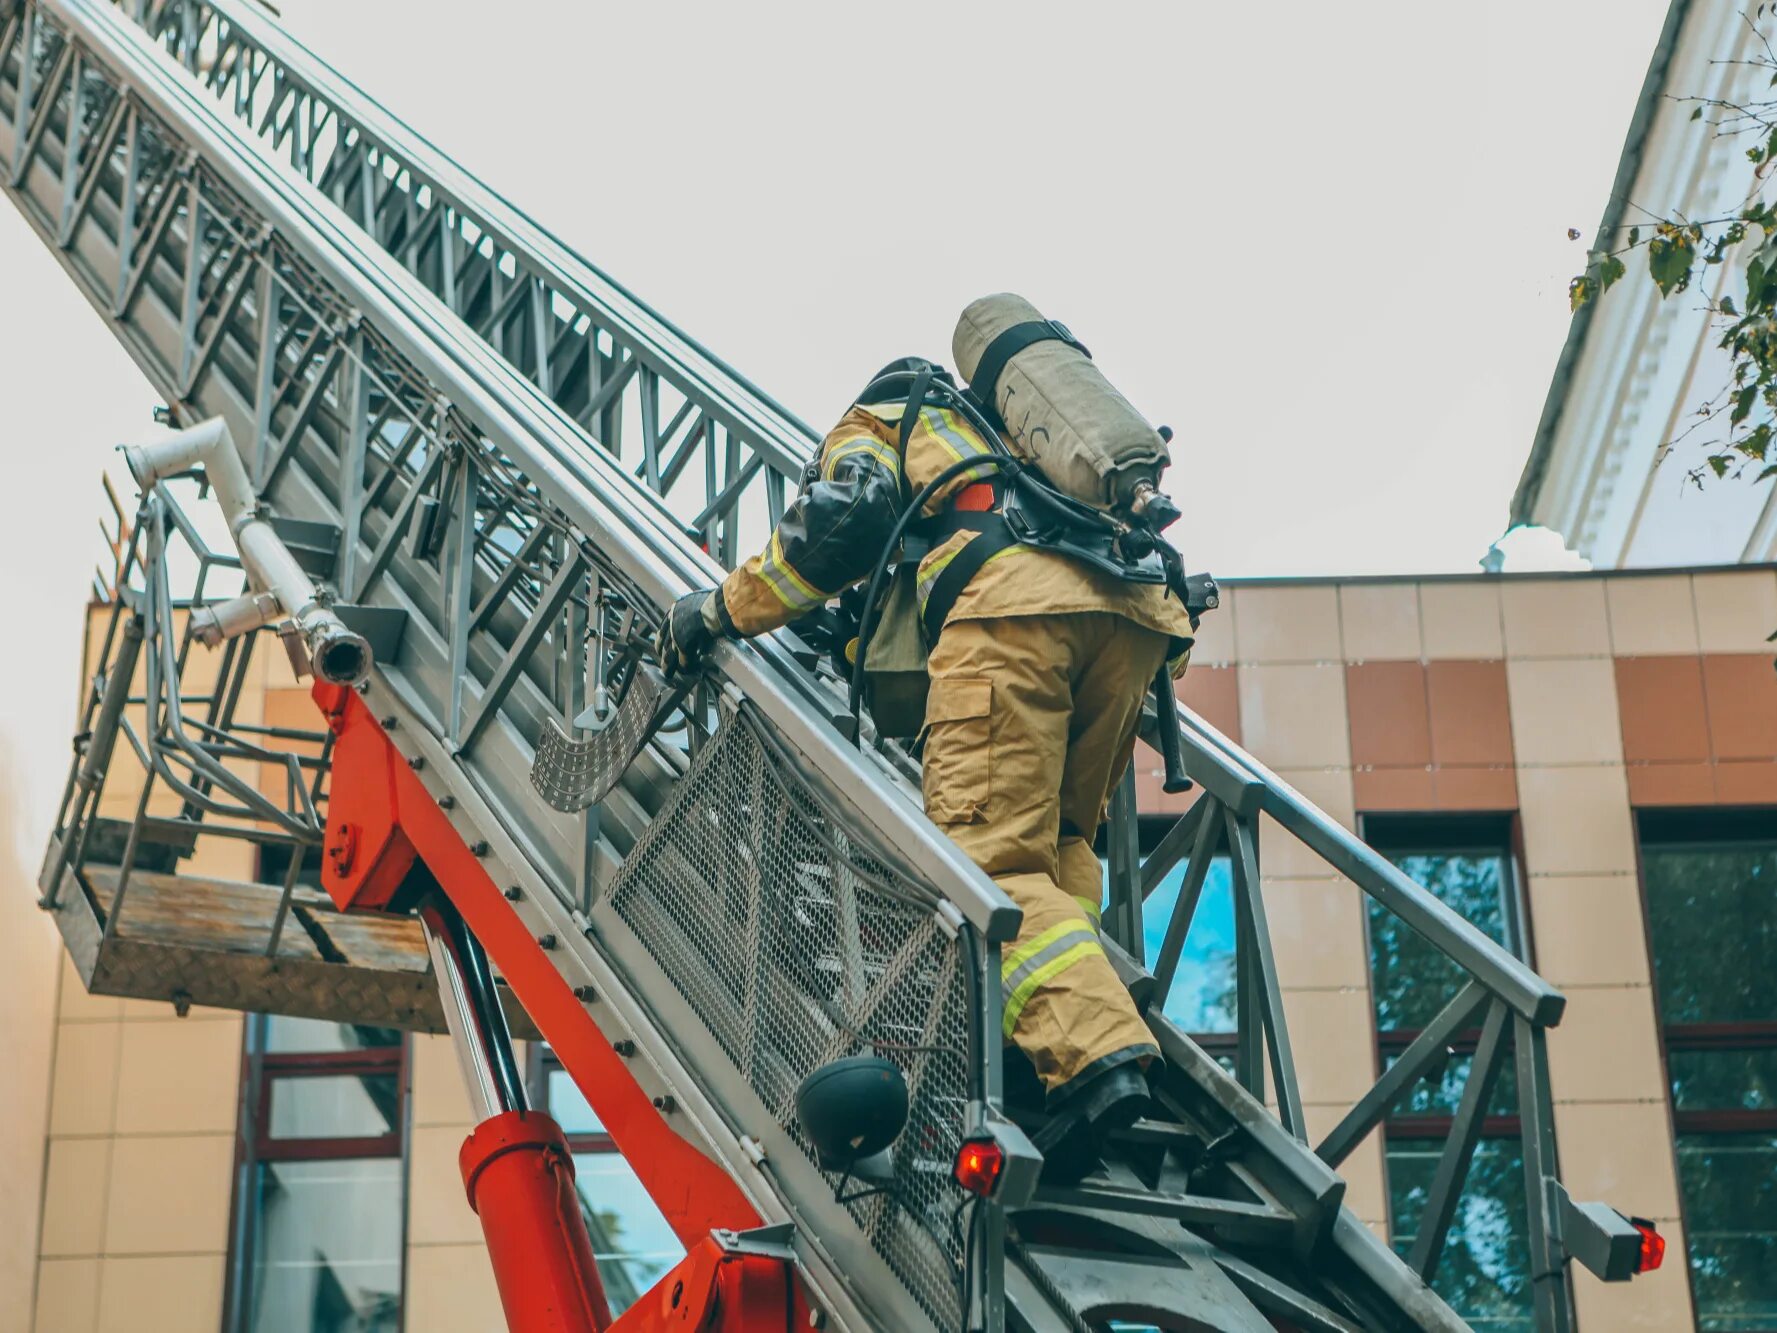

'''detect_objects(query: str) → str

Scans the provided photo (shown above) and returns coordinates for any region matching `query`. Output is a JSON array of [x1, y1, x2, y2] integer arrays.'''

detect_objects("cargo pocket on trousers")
[[921, 676, 992, 825]]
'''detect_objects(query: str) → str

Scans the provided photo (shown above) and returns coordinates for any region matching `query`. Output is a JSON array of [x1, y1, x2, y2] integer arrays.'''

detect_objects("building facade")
[[1516, 0, 1777, 566], [9, 564, 1776, 1332]]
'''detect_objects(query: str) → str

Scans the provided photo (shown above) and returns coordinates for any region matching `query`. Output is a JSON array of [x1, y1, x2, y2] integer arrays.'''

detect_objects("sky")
[[0, 0, 1676, 844]]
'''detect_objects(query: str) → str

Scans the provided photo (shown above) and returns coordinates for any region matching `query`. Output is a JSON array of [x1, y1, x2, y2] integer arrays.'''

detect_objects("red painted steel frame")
[[311, 683, 799, 1330]]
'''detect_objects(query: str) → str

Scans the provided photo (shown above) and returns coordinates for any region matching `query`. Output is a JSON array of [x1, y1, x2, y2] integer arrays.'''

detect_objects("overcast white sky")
[[0, 0, 1675, 838]]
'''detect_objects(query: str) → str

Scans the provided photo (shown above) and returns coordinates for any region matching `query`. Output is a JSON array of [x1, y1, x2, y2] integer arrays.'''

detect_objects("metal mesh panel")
[[530, 663, 670, 812], [606, 707, 972, 1332]]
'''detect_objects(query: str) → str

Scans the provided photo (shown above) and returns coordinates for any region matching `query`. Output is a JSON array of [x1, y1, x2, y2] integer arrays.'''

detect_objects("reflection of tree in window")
[[1640, 810, 1777, 1333], [231, 1014, 407, 1333], [1364, 814, 1531, 1333], [532, 1049, 685, 1314]]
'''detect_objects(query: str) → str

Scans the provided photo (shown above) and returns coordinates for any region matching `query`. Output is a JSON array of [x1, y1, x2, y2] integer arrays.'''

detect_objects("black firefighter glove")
[[656, 589, 724, 677]]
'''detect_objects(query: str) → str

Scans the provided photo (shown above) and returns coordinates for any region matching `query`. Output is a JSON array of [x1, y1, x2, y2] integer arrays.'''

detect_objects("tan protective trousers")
[[921, 612, 1167, 1094]]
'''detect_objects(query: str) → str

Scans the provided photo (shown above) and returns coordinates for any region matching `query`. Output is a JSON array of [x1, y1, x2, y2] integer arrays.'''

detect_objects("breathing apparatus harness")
[[843, 350, 1216, 795]]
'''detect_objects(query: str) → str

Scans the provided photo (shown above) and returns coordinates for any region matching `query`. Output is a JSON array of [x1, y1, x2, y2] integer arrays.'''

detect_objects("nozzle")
[[308, 620, 372, 686], [1128, 480, 1182, 533]]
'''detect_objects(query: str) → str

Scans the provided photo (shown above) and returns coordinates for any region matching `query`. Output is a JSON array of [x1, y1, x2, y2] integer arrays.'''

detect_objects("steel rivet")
[[574, 985, 596, 1002], [613, 1039, 635, 1057], [407, 756, 424, 770], [652, 1095, 676, 1113], [439, 795, 456, 809], [504, 886, 523, 901], [469, 840, 490, 857], [380, 715, 397, 728], [537, 932, 556, 949]]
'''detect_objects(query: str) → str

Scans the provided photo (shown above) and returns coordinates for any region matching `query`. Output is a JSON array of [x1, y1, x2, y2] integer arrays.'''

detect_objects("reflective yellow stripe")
[[916, 536, 1033, 612], [757, 531, 826, 612], [822, 437, 900, 479], [1071, 895, 1103, 928], [1002, 919, 1085, 977], [919, 406, 992, 464], [1002, 941, 1102, 1038]]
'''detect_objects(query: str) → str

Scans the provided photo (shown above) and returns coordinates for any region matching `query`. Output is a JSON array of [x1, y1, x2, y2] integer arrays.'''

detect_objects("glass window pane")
[[1643, 842, 1777, 1025], [547, 1067, 605, 1136], [1381, 1050, 1520, 1119], [1371, 851, 1511, 1031], [268, 1073, 400, 1140], [1387, 1137, 1531, 1332], [264, 1015, 403, 1053], [571, 1153, 684, 1316], [1669, 1048, 1777, 1114], [1138, 856, 1236, 1034], [249, 1158, 403, 1332], [1676, 1132, 1777, 1331]]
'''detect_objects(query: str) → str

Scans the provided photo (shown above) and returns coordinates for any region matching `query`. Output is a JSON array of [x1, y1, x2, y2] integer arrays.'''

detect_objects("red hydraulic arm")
[[311, 682, 800, 1331]]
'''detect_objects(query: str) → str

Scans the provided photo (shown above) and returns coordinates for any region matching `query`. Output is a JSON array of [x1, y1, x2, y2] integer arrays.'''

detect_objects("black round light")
[[795, 1055, 909, 1170]]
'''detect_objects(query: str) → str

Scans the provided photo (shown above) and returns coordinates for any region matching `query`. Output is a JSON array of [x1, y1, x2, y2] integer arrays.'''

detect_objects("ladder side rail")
[[5, 9, 1005, 1328]]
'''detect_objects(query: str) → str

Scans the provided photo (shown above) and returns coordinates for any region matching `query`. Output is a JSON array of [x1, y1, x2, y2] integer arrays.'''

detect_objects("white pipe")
[[121, 417, 372, 685]]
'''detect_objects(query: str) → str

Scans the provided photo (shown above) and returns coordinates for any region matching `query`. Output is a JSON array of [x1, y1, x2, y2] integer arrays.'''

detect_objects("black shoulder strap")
[[921, 513, 1020, 645], [967, 319, 1091, 428], [898, 361, 937, 453]]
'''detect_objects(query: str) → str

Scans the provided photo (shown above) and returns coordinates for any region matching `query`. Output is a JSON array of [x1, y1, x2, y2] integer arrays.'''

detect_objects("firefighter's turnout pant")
[[921, 612, 1165, 1095]]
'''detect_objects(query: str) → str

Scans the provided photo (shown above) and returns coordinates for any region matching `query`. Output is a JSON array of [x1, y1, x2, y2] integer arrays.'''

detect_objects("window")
[[531, 1047, 684, 1315], [1364, 813, 1533, 1333], [1639, 809, 1777, 1333], [227, 1016, 408, 1333]]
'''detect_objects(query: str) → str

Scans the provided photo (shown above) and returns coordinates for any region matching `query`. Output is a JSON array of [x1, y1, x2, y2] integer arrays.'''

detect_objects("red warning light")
[[952, 1138, 1004, 1197], [1631, 1217, 1665, 1273]]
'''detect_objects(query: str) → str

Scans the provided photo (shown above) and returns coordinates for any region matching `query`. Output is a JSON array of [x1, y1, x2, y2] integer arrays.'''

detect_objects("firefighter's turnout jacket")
[[718, 397, 1197, 1095]]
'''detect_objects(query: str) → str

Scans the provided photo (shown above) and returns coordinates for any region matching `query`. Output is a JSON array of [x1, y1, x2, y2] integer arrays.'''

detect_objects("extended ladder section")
[[5, 2, 1655, 1328]]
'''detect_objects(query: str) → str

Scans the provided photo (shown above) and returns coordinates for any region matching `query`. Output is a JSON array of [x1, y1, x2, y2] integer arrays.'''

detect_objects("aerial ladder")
[[3, 1, 1667, 1328]]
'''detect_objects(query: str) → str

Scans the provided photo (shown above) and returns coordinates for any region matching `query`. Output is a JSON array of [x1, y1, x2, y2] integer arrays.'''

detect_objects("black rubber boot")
[[1033, 1060, 1152, 1186]]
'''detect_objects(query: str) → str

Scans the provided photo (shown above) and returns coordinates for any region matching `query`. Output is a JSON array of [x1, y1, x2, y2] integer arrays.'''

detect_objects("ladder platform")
[[38, 835, 538, 1035]]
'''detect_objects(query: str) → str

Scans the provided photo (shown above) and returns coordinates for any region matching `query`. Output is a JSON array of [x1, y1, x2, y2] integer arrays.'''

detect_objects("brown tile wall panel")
[[1431, 766, 1518, 810], [1701, 653, 1777, 762], [1178, 665, 1241, 745], [1426, 660, 1514, 767], [1351, 766, 1435, 811], [1615, 657, 1711, 764], [1345, 662, 1431, 769], [1716, 759, 1777, 804], [1624, 762, 1716, 807]]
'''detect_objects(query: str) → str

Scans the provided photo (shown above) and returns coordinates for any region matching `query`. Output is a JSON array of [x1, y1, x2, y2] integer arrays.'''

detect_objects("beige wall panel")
[[1525, 876, 1653, 988], [1515, 767, 1637, 877], [33, 1257, 100, 1333], [38, 1138, 111, 1258], [411, 1033, 475, 1129], [112, 1017, 243, 1137], [1237, 665, 1351, 770], [1417, 582, 1504, 660], [404, 1242, 506, 1333], [58, 952, 121, 1023], [1551, 1100, 1683, 1221], [1258, 771, 1355, 880], [1603, 575, 1699, 656], [1301, 1108, 1387, 1226], [1500, 580, 1611, 658], [101, 1135, 234, 1256], [1234, 584, 1342, 664], [1505, 658, 1624, 767], [1188, 586, 1236, 667], [1692, 569, 1777, 652], [95, 1254, 224, 1333], [1278, 988, 1377, 1107], [49, 1022, 120, 1138], [407, 1125, 482, 1247], [1545, 987, 1667, 1105], [1337, 583, 1422, 662], [2, 870, 62, 1323], [1263, 879, 1371, 990]]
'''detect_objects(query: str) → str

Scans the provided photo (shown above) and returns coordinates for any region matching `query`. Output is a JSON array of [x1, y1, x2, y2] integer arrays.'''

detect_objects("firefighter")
[[656, 366, 1196, 1178]]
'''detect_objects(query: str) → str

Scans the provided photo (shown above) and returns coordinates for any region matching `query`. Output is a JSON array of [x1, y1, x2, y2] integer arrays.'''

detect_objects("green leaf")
[[1732, 383, 1758, 425], [1720, 294, 1739, 317], [1628, 226, 1641, 247], [1569, 275, 1592, 312], [1648, 233, 1697, 296], [1707, 454, 1732, 478], [1759, 464, 1777, 482], [1693, 104, 1705, 119]]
